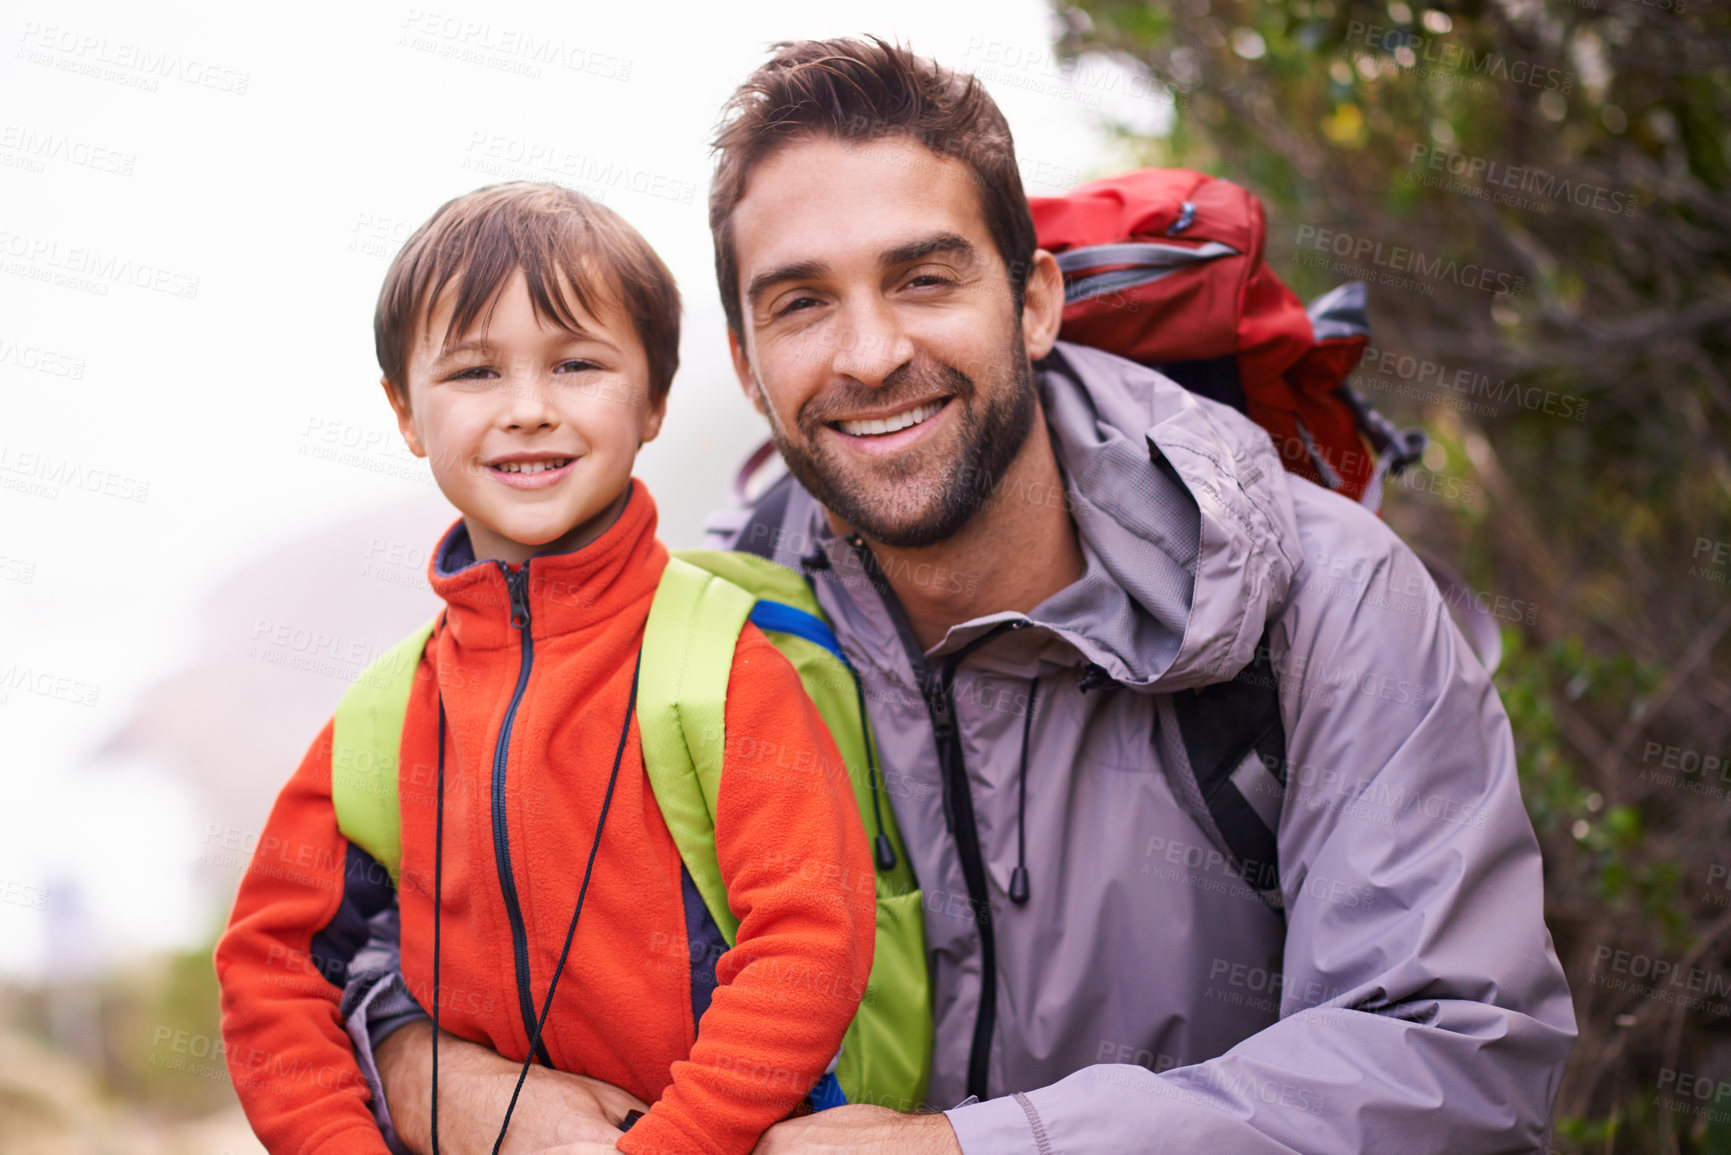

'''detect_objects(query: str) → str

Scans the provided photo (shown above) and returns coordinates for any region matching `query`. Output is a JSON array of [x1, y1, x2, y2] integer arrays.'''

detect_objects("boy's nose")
[[502, 370, 558, 430]]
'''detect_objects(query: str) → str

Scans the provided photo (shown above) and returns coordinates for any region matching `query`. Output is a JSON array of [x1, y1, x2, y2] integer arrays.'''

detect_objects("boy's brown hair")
[[708, 36, 1036, 341], [376, 182, 681, 405]]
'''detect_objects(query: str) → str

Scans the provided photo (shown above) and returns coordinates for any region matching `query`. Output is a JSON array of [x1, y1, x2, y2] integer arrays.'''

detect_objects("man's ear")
[[381, 377, 427, 458], [727, 328, 767, 417], [1020, 249, 1066, 362]]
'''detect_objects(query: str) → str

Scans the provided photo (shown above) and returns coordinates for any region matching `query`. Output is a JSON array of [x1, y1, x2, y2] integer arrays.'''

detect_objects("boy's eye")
[[450, 366, 496, 381], [556, 359, 602, 373]]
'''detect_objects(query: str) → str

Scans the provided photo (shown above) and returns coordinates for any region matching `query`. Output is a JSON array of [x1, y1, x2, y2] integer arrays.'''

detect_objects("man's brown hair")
[[376, 182, 681, 405], [709, 36, 1037, 341]]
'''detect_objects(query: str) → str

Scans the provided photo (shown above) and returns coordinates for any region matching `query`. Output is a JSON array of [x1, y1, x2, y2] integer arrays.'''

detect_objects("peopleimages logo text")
[[1293, 226, 1526, 297], [1409, 145, 1640, 217], [1344, 22, 1575, 94]]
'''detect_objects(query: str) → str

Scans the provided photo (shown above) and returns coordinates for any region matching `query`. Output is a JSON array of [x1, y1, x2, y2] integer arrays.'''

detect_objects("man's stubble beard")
[[755, 334, 1038, 550]]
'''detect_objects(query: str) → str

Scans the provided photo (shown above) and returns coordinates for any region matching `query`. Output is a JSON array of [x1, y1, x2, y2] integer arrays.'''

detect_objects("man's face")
[[727, 136, 1059, 548], [385, 269, 665, 566]]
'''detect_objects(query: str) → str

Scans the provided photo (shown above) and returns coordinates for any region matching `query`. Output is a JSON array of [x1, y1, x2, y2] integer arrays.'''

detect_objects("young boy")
[[215, 183, 877, 1155]]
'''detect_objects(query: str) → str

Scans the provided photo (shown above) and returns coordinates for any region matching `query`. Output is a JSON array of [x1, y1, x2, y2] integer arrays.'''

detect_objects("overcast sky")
[[0, 0, 1170, 977]]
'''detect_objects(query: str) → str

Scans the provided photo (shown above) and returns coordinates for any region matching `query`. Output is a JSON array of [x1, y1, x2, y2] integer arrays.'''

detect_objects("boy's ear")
[[381, 377, 427, 458], [727, 329, 767, 417], [639, 390, 669, 445]]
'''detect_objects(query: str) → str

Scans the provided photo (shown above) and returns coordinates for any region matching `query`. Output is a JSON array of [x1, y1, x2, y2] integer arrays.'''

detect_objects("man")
[[344, 38, 1576, 1154]]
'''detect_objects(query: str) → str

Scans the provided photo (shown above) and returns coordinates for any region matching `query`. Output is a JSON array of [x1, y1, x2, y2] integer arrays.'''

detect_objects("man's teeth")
[[836, 401, 943, 437], [493, 458, 572, 474]]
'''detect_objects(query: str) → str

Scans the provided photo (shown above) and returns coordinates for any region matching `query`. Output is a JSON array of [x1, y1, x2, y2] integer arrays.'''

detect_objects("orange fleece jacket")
[[215, 480, 876, 1155]]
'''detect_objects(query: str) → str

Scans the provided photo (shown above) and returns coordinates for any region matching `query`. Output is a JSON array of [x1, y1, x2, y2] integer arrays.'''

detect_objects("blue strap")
[[806, 1071, 849, 1112], [747, 600, 851, 667]]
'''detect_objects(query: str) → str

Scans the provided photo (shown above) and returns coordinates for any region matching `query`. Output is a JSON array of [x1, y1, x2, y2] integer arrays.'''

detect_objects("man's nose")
[[829, 298, 914, 387]]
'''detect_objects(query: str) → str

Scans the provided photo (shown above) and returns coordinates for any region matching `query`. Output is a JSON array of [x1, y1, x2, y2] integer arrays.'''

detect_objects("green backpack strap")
[[646, 550, 932, 1111], [637, 556, 756, 945], [330, 618, 439, 882]]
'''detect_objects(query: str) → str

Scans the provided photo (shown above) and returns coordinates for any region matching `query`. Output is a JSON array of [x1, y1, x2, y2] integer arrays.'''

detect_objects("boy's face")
[[385, 269, 666, 567]]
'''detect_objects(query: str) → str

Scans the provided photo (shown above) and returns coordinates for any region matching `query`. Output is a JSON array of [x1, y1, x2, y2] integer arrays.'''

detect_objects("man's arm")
[[342, 932, 647, 1154], [940, 504, 1576, 1153], [752, 1105, 959, 1154], [374, 1021, 649, 1155]]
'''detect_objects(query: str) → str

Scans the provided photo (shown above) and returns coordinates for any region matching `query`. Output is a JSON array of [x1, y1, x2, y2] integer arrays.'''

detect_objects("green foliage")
[[105, 945, 231, 1116], [1059, 0, 1731, 1148]]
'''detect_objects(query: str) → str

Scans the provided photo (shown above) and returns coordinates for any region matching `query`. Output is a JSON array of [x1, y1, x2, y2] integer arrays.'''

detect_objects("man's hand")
[[751, 1105, 962, 1155], [376, 1021, 648, 1155]]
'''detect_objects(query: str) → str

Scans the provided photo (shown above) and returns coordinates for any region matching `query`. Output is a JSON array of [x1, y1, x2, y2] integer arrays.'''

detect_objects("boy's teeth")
[[494, 458, 572, 474], [836, 401, 942, 438]]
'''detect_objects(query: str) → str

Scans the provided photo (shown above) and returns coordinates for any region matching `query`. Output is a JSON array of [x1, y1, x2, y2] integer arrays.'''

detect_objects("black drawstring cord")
[[1009, 677, 1039, 906], [491, 648, 640, 1154], [429, 649, 642, 1154], [853, 677, 897, 871], [432, 695, 447, 1154]]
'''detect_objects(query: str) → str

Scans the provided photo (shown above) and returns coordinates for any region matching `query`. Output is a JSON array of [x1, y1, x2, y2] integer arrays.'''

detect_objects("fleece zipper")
[[491, 561, 549, 1065]]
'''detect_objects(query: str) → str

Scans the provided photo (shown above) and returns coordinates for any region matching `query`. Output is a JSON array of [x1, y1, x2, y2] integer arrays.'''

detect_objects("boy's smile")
[[385, 269, 666, 566], [486, 453, 576, 488]]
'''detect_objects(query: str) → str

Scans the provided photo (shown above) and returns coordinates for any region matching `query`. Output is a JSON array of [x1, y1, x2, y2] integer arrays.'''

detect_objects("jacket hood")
[[1028, 341, 1304, 692]]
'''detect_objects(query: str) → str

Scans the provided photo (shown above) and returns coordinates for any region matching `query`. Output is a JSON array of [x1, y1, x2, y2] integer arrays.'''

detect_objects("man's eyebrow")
[[746, 259, 828, 309], [881, 231, 976, 268]]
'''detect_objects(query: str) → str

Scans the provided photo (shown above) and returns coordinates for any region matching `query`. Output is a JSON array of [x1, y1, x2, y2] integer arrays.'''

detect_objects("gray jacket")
[[350, 342, 1576, 1153]]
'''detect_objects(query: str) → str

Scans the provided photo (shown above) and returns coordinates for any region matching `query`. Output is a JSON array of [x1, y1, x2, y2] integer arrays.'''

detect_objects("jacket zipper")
[[847, 534, 1017, 1102], [492, 561, 549, 1065]]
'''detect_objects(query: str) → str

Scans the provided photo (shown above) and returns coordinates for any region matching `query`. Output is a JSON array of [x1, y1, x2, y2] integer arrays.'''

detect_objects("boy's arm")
[[618, 624, 878, 1155], [214, 720, 401, 1155]]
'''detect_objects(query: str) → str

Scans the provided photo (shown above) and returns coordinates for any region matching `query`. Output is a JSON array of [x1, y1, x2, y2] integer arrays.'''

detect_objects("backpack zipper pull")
[[874, 833, 898, 872]]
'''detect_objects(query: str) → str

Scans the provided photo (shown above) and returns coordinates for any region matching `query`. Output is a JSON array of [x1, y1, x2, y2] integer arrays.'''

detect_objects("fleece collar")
[[425, 478, 668, 651]]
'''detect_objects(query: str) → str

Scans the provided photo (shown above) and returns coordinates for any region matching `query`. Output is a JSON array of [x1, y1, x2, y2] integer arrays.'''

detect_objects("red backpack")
[[1021, 169, 1505, 669], [718, 169, 1491, 659], [1029, 168, 1424, 509]]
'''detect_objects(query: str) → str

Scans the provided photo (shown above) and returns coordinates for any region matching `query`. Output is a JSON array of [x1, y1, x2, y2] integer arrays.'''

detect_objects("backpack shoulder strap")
[[330, 617, 439, 882], [1165, 624, 1288, 911], [661, 548, 932, 1110], [638, 556, 756, 946]]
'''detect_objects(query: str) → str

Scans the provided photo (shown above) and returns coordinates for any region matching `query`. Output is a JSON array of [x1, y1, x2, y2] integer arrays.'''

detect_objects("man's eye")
[[775, 295, 821, 318], [906, 274, 954, 289]]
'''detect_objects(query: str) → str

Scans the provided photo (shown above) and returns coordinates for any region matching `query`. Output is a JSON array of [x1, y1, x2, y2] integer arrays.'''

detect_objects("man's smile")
[[824, 396, 953, 453]]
